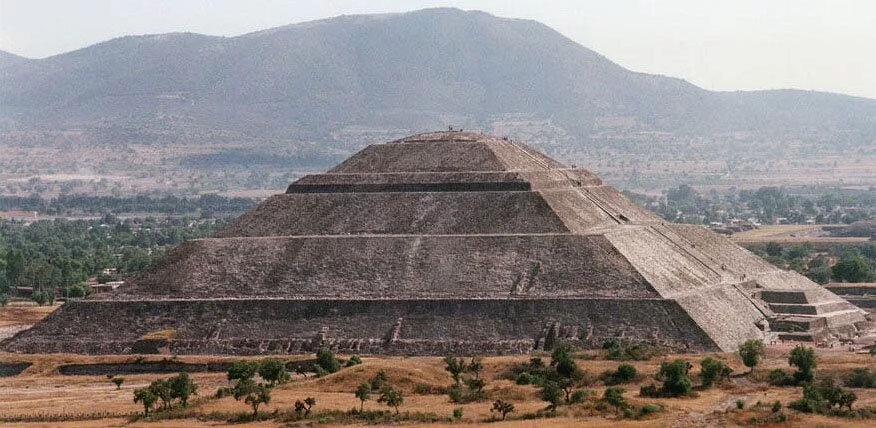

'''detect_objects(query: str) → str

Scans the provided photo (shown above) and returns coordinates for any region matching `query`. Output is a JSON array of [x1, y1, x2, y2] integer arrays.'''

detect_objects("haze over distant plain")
[[1, 0, 874, 99]]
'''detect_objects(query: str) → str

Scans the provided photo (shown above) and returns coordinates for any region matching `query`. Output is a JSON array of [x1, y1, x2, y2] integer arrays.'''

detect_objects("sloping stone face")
[[3, 131, 870, 354]]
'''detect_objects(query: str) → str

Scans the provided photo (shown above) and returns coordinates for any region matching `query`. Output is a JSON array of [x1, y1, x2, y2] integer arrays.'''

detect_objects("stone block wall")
[[3, 298, 719, 355]]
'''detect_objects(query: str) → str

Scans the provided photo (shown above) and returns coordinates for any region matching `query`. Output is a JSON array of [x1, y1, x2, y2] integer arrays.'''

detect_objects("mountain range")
[[2, 8, 875, 143]]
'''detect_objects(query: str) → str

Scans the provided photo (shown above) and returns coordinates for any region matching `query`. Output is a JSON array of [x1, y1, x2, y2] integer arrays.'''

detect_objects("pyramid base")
[[2, 298, 722, 355]]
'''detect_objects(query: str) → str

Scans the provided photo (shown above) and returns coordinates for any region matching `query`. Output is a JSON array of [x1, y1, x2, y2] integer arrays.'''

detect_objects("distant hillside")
[[1, 8, 875, 142], [0, 50, 29, 68]]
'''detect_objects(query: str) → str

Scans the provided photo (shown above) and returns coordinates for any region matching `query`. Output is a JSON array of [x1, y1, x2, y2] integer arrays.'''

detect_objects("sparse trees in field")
[[132, 373, 198, 415], [149, 378, 173, 410], [133, 387, 157, 416]]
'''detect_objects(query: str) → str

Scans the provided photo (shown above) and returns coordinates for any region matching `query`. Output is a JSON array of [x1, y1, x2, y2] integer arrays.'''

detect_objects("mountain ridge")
[[1, 7, 874, 142]]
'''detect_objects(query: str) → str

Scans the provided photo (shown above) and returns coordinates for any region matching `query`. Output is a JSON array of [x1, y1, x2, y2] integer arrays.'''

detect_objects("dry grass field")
[[730, 225, 870, 246], [2, 306, 876, 427]]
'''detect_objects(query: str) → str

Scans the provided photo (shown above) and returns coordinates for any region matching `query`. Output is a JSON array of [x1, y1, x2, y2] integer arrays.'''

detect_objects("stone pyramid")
[[4, 131, 871, 355]]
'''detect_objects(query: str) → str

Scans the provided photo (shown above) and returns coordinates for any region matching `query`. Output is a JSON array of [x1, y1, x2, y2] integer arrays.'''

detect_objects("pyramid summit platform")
[[4, 131, 872, 355]]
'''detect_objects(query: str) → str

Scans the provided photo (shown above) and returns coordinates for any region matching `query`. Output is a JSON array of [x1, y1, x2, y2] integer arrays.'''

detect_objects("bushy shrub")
[[369, 370, 388, 391], [699, 357, 732, 387], [639, 383, 659, 398], [788, 379, 857, 414], [345, 355, 363, 367], [66, 282, 91, 298], [602, 387, 627, 415], [657, 359, 693, 396], [603, 340, 662, 361], [569, 389, 594, 404], [843, 367, 876, 388], [600, 363, 638, 386], [314, 365, 328, 378], [620, 403, 664, 419], [771, 400, 782, 413], [516, 372, 533, 385], [767, 368, 795, 386], [316, 348, 341, 374]]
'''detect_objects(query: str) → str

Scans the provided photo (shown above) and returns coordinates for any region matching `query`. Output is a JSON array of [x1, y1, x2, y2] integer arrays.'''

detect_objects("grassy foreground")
[[1, 308, 876, 427]]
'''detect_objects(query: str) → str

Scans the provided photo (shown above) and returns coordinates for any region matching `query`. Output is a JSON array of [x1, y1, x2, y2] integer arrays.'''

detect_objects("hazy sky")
[[2, 0, 875, 99]]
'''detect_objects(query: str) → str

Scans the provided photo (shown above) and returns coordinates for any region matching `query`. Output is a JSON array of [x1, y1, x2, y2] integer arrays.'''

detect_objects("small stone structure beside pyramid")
[[3, 131, 873, 355]]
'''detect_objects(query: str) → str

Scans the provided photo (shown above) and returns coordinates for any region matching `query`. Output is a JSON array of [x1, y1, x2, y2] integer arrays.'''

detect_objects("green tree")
[[169, 372, 198, 407], [355, 382, 371, 412], [551, 343, 578, 378], [294, 397, 316, 417], [491, 399, 515, 420], [765, 242, 784, 258], [838, 391, 857, 411], [540, 382, 563, 411], [443, 356, 467, 386], [786, 244, 812, 260], [789, 345, 817, 384], [378, 385, 404, 415], [738, 339, 765, 374], [832, 254, 874, 282], [133, 387, 157, 416], [5, 250, 24, 286], [111, 376, 124, 389], [602, 387, 627, 415], [232, 378, 271, 417], [258, 358, 290, 386], [806, 265, 833, 284]]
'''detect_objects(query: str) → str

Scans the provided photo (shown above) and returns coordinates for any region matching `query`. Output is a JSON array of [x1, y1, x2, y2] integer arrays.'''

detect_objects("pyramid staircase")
[[758, 290, 872, 344]]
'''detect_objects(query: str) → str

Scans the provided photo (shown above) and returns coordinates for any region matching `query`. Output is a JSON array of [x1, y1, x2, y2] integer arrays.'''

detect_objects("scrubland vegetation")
[[2, 335, 876, 427]]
